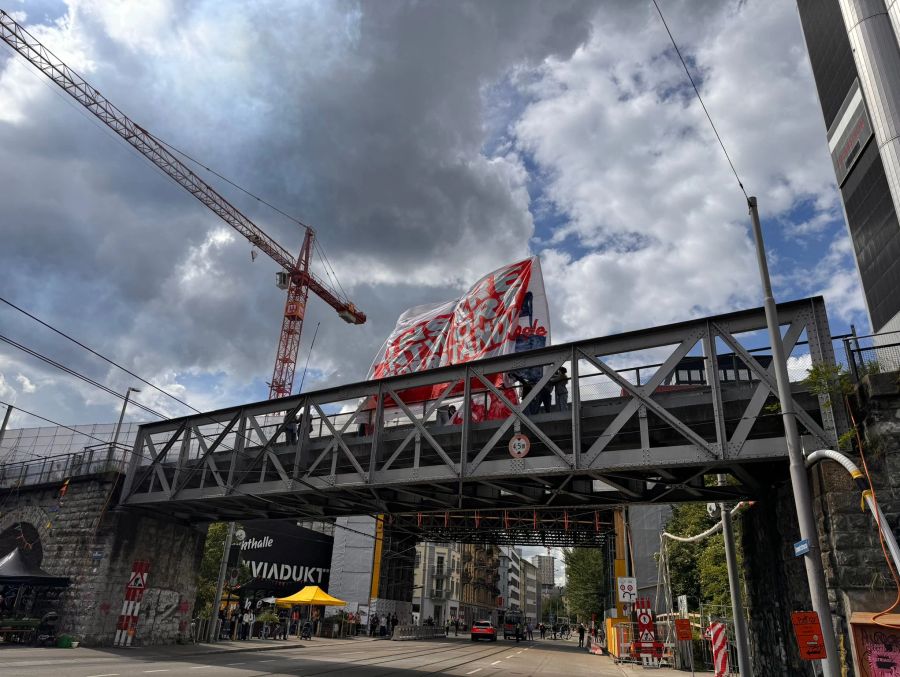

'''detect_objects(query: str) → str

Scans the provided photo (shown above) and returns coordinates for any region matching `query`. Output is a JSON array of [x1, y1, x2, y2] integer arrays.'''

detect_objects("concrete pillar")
[[840, 0, 900, 224]]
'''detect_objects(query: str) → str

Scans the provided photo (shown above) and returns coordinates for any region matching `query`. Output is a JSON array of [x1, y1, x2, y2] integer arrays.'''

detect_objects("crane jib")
[[0, 10, 365, 396]]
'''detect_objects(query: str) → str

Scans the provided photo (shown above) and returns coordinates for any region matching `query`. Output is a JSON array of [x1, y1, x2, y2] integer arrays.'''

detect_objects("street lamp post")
[[748, 197, 839, 677], [110, 387, 140, 467]]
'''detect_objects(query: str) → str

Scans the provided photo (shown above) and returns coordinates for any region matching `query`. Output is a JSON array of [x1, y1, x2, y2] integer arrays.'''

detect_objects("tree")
[[195, 522, 230, 618], [663, 503, 744, 610], [562, 547, 606, 622], [194, 522, 250, 618]]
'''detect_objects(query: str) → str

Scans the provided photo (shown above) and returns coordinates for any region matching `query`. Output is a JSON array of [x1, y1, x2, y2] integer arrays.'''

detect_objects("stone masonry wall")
[[0, 472, 205, 646], [741, 371, 900, 676]]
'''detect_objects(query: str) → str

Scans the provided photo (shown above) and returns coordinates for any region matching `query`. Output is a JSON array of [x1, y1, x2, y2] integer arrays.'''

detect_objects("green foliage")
[[803, 362, 854, 408], [664, 504, 743, 608], [194, 522, 250, 618], [562, 547, 605, 622], [256, 611, 279, 624]]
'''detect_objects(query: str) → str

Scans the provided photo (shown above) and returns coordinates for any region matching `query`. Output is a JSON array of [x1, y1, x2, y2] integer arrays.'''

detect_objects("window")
[[415, 552, 421, 568]]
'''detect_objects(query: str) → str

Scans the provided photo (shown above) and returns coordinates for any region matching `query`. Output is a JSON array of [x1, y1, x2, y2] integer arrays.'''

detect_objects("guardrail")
[[845, 330, 900, 380], [392, 625, 448, 640], [0, 444, 128, 489]]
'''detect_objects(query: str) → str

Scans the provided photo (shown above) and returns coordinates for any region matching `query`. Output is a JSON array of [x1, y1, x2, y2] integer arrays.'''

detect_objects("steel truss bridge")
[[121, 297, 842, 543]]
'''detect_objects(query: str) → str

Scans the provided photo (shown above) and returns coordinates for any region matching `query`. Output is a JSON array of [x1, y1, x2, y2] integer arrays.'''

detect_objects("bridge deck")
[[119, 297, 842, 523]]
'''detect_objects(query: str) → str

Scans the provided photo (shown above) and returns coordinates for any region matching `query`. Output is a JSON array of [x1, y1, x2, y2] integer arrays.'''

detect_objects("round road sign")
[[508, 433, 531, 458]]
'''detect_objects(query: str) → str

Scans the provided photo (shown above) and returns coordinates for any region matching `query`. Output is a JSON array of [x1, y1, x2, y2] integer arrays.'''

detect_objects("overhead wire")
[[651, 0, 749, 201]]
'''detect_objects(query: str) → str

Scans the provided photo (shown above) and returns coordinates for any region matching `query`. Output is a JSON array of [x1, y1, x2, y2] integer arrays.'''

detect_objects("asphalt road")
[[0, 636, 638, 676]]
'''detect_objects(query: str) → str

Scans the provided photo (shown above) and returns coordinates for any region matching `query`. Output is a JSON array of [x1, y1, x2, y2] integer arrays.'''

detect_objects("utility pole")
[[748, 197, 839, 676], [209, 521, 236, 642], [718, 490, 752, 675]]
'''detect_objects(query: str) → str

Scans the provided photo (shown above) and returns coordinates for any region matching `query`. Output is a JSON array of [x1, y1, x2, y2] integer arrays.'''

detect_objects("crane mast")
[[0, 10, 365, 400]]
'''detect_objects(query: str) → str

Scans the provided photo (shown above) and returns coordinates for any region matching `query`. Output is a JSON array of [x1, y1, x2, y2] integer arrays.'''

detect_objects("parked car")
[[471, 620, 497, 642]]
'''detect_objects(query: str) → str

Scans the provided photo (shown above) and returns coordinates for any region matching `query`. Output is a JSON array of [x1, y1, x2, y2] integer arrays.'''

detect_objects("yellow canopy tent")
[[276, 585, 346, 607]]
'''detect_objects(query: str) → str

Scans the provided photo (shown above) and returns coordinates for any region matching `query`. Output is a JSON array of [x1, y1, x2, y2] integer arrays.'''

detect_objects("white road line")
[[491, 660, 502, 665], [143, 672, 170, 674], [86, 674, 120, 677], [466, 670, 482, 675], [224, 662, 245, 666], [258, 659, 277, 663]]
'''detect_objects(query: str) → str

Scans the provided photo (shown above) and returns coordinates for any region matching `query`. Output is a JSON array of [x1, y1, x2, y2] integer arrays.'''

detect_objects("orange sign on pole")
[[675, 618, 692, 641], [791, 611, 826, 660]]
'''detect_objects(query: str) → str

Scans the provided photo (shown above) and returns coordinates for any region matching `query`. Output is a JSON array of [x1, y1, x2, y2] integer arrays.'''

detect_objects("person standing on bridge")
[[552, 367, 568, 411]]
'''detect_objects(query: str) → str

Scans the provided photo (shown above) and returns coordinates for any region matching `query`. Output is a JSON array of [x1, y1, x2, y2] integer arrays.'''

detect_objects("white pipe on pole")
[[805, 449, 900, 578]]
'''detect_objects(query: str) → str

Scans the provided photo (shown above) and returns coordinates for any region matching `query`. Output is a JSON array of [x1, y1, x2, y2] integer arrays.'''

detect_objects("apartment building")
[[460, 543, 500, 626], [522, 558, 541, 622], [411, 541, 462, 626]]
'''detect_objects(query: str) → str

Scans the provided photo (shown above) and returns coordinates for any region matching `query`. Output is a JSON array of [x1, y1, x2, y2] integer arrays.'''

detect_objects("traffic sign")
[[617, 576, 637, 603], [675, 618, 692, 641], [508, 433, 531, 458], [127, 571, 147, 589], [794, 539, 810, 557], [792, 611, 826, 660]]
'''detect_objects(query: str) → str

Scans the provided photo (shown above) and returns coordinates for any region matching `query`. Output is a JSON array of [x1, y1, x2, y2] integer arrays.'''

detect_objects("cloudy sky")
[[0, 0, 866, 437]]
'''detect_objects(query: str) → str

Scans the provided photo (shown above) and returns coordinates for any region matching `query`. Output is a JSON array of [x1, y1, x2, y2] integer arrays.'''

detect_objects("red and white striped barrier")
[[708, 621, 729, 677], [114, 560, 150, 647]]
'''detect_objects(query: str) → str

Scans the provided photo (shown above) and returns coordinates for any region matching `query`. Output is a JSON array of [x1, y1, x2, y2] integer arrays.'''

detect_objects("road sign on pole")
[[617, 577, 637, 603]]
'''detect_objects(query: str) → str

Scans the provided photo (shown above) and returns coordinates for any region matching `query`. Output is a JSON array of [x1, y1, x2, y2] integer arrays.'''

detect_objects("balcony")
[[430, 588, 452, 600], [431, 565, 456, 578]]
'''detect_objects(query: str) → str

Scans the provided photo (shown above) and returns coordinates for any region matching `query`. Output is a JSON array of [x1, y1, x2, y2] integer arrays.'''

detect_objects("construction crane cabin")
[[0, 10, 365, 400]]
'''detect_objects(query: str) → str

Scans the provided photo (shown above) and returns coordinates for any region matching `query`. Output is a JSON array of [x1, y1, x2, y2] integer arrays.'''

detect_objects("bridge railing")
[[119, 297, 844, 517], [0, 444, 127, 488]]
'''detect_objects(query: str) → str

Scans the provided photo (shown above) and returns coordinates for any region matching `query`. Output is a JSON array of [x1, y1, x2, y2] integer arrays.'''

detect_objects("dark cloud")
[[0, 0, 595, 422]]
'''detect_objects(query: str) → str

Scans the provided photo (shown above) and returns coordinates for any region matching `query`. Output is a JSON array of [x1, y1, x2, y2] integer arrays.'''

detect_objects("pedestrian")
[[552, 367, 569, 411], [391, 613, 399, 637], [578, 623, 586, 648], [538, 382, 553, 412], [454, 617, 459, 636], [285, 416, 298, 445], [247, 610, 256, 639], [527, 621, 534, 641]]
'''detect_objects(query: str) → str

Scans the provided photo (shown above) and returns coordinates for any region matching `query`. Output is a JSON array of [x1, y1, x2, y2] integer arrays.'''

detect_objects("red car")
[[471, 620, 497, 642]]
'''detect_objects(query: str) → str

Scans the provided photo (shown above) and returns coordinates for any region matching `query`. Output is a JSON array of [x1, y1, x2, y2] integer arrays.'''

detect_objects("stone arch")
[[0, 505, 51, 565]]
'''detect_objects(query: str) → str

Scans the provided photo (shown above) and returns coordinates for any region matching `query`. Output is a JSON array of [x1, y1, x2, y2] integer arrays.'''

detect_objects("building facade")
[[411, 541, 462, 626], [530, 554, 556, 595], [796, 1, 900, 336], [498, 546, 522, 613], [460, 543, 500, 626], [521, 558, 541, 623]]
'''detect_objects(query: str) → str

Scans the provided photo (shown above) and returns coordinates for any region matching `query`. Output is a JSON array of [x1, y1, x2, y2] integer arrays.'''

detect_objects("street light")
[[111, 387, 141, 466]]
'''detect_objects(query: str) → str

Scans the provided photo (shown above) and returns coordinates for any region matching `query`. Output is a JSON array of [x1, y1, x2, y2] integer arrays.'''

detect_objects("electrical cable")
[[846, 397, 900, 628], [0, 333, 168, 421], [0, 296, 200, 416], [651, 0, 749, 201]]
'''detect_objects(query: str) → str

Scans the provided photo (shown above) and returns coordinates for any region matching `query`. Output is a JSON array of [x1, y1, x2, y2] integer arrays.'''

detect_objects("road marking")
[[224, 663, 245, 666], [143, 672, 170, 674], [491, 660, 502, 665], [466, 670, 482, 675], [506, 654, 515, 658], [258, 659, 277, 663], [86, 674, 120, 677]]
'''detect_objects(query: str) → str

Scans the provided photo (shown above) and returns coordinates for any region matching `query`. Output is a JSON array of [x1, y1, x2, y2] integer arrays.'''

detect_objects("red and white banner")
[[367, 257, 550, 410], [708, 621, 729, 677], [114, 560, 150, 647]]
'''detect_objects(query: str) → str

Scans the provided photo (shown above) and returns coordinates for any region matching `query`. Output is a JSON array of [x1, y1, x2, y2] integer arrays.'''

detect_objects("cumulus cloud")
[[0, 0, 866, 430]]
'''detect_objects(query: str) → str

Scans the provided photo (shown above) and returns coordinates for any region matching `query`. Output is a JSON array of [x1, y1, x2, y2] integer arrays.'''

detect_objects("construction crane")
[[0, 11, 365, 400]]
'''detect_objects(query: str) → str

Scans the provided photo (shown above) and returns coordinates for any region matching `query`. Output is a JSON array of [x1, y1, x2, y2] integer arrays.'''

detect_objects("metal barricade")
[[392, 625, 448, 640]]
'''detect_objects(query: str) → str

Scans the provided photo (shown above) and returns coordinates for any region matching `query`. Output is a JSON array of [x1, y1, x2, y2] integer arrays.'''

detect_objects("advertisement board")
[[235, 520, 334, 597]]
